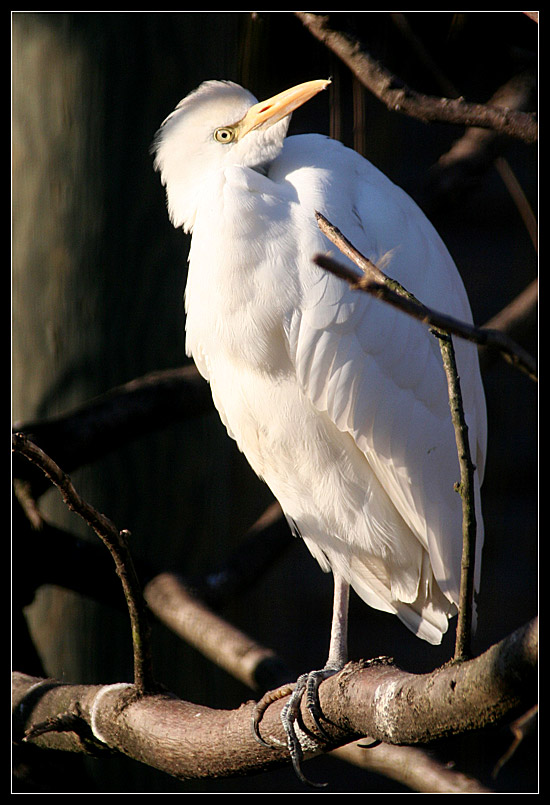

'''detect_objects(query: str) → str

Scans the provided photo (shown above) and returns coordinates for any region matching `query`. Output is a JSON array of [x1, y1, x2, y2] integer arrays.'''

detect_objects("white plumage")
[[154, 79, 486, 665]]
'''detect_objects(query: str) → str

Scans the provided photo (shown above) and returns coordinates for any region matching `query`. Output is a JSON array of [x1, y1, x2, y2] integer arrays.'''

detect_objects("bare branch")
[[144, 572, 291, 693], [426, 72, 537, 212], [436, 333, 477, 660], [333, 742, 493, 793], [479, 277, 537, 374], [11, 432, 536, 787], [296, 13, 537, 143], [12, 617, 537, 781], [12, 433, 156, 696], [10, 497, 505, 791], [494, 156, 538, 252], [314, 215, 537, 381], [492, 704, 538, 778], [12, 364, 213, 497], [482, 277, 538, 342]]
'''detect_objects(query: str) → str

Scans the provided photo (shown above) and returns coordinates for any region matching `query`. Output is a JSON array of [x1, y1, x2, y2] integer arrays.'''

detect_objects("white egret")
[[153, 78, 486, 780]]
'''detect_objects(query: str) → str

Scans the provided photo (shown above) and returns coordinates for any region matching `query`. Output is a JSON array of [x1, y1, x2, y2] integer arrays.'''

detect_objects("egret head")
[[153, 79, 330, 231]]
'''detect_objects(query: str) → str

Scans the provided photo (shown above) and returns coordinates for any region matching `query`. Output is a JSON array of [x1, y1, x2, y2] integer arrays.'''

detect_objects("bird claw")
[[304, 667, 338, 739], [252, 682, 295, 747], [253, 666, 341, 787]]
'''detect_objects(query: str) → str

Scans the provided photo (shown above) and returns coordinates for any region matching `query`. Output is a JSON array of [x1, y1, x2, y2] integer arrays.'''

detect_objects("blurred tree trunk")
[[13, 13, 109, 688], [12, 12, 275, 792]]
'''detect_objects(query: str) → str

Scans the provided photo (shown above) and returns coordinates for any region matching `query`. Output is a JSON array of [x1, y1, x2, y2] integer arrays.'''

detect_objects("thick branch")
[[332, 742, 492, 793], [12, 617, 537, 781], [296, 13, 537, 143], [12, 433, 536, 787], [329, 618, 537, 746], [10, 506, 502, 791], [144, 571, 291, 693], [12, 364, 213, 497]]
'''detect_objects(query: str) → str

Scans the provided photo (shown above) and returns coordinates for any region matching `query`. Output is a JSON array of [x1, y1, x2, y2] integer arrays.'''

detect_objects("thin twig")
[[12, 433, 156, 695], [314, 212, 480, 659], [296, 13, 537, 144], [436, 332, 477, 660], [495, 156, 538, 252], [314, 215, 537, 381]]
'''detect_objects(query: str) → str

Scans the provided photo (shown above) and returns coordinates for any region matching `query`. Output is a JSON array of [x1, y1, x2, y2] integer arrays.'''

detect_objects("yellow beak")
[[236, 79, 331, 138]]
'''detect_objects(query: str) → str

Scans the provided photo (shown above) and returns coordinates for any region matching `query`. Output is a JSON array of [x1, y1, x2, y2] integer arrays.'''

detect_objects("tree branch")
[[13, 434, 294, 698], [436, 332, 477, 660], [314, 215, 537, 381], [479, 278, 537, 371], [10, 493, 505, 791], [12, 433, 156, 696], [12, 364, 213, 498], [425, 72, 537, 213], [144, 571, 292, 693], [332, 742, 493, 793], [12, 617, 537, 782], [12, 414, 536, 789], [296, 12, 537, 143]]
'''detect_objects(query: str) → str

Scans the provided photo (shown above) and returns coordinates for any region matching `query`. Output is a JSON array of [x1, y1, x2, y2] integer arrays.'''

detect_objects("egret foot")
[[252, 664, 343, 787], [252, 575, 350, 785], [280, 664, 343, 786]]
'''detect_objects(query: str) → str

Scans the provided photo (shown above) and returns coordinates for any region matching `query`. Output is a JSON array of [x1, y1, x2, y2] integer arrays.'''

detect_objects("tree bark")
[[12, 617, 537, 782]]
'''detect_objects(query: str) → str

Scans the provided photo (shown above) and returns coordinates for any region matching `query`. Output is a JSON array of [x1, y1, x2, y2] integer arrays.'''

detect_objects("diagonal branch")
[[12, 364, 213, 498], [12, 433, 156, 696], [296, 12, 537, 143], [314, 214, 537, 381], [144, 571, 292, 693]]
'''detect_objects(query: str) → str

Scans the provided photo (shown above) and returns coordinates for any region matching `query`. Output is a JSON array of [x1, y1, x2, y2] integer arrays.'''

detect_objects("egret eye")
[[214, 127, 235, 144]]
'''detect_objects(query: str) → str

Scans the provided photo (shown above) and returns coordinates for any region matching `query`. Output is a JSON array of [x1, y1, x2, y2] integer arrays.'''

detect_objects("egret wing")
[[281, 135, 486, 609]]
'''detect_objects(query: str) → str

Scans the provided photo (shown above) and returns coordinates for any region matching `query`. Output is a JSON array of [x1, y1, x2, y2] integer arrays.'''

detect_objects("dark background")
[[12, 11, 537, 793]]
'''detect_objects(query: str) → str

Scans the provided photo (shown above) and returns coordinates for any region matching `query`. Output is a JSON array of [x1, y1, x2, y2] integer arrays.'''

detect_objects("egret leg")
[[282, 573, 349, 747], [326, 571, 350, 669], [252, 573, 350, 786]]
